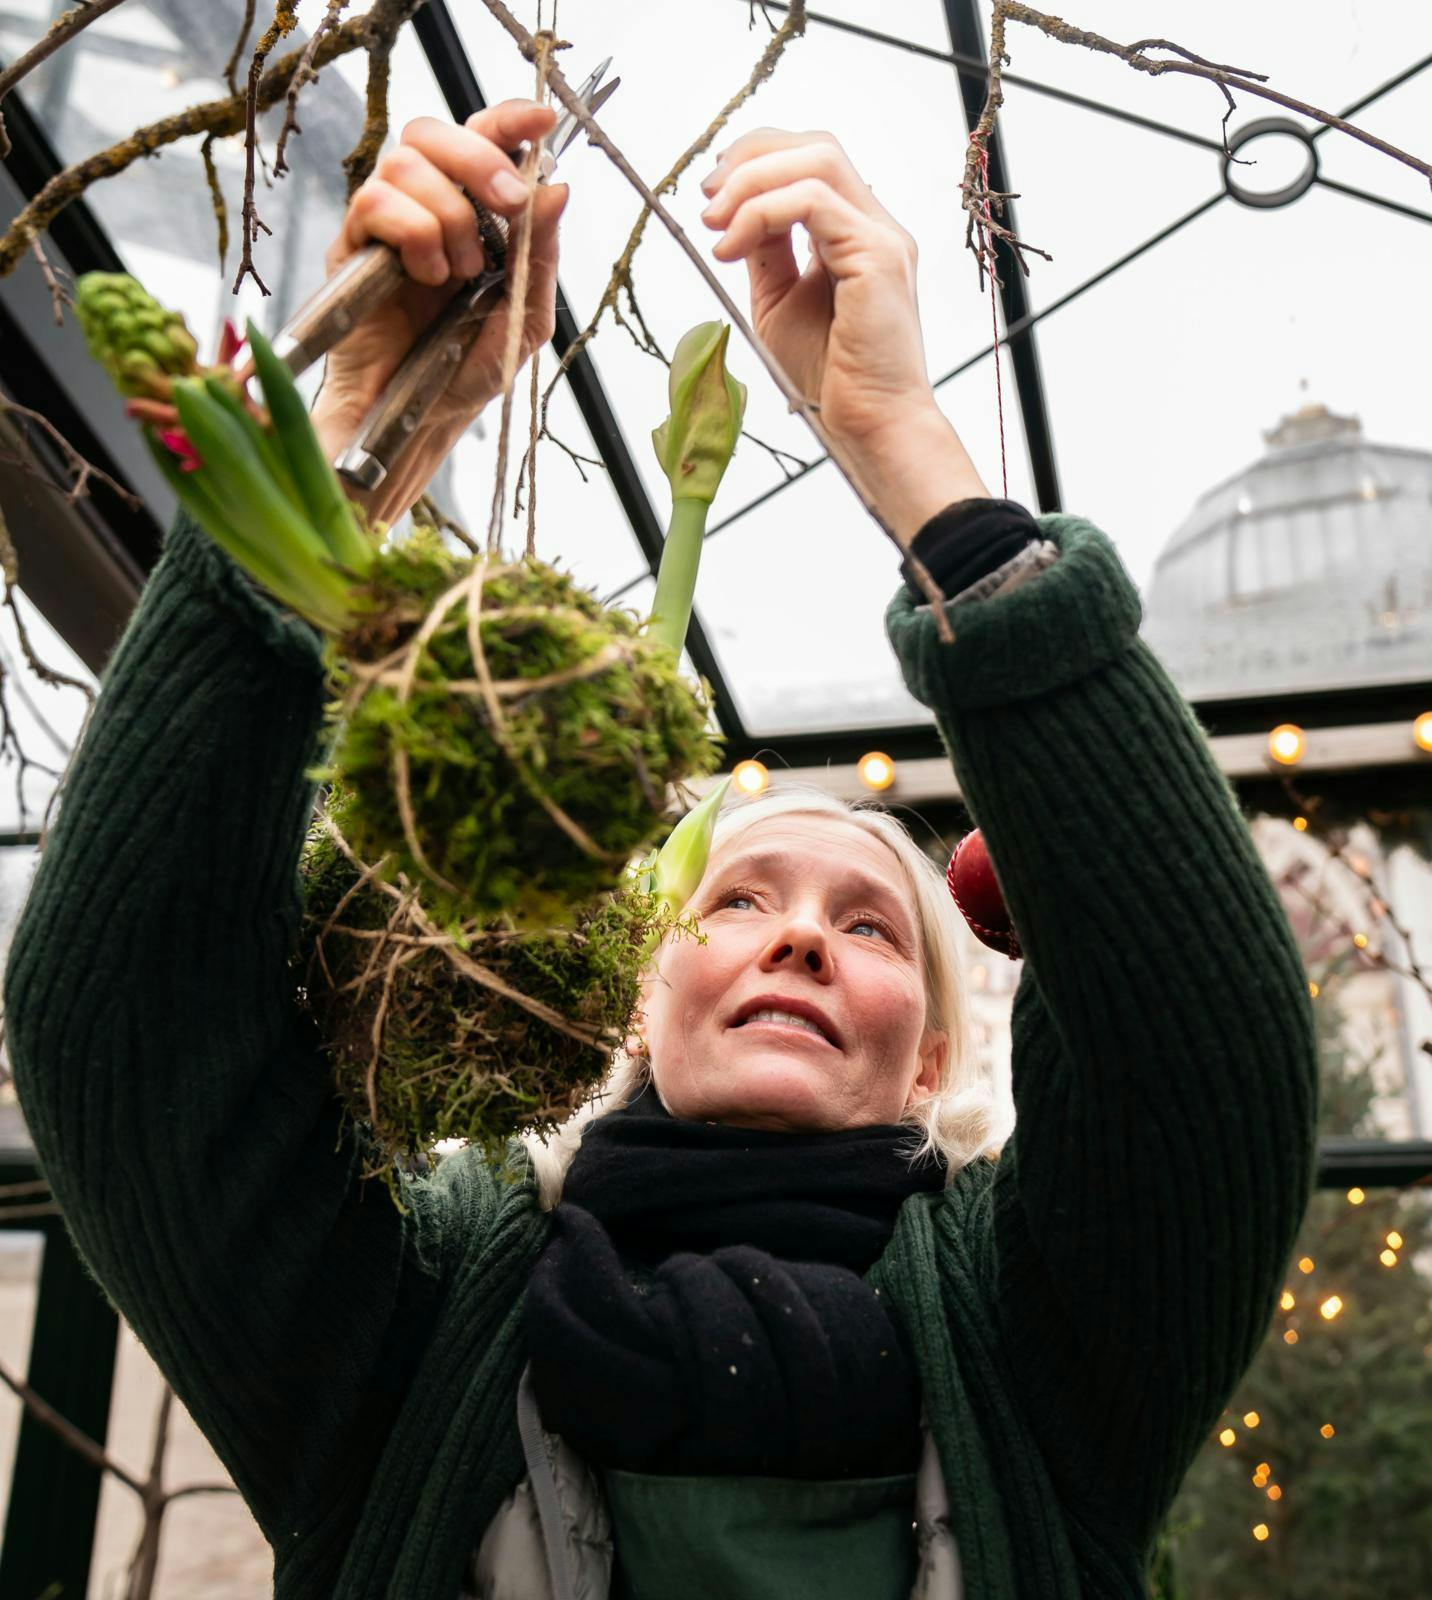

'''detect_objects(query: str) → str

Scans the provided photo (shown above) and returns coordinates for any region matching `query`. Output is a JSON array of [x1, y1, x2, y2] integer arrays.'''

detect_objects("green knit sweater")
[[4, 508, 1317, 1598]]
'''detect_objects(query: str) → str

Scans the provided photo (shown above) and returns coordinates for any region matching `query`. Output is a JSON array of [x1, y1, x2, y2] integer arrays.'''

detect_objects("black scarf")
[[524, 1083, 945, 1479]]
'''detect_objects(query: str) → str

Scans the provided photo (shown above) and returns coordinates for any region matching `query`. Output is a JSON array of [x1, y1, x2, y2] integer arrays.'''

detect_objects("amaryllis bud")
[[650, 321, 747, 504]]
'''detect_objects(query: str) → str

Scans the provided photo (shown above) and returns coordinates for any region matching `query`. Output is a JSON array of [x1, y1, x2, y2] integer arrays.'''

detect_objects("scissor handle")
[[271, 243, 409, 375], [336, 270, 507, 491]]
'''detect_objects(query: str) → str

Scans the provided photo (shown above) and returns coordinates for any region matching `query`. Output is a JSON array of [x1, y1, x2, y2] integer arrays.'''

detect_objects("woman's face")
[[636, 816, 946, 1132]]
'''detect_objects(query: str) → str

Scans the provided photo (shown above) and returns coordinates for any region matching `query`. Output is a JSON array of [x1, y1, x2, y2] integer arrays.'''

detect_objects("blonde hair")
[[522, 783, 1011, 1207]]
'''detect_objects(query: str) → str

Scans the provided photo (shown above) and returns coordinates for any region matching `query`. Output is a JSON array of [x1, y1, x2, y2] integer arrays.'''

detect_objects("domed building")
[[1142, 404, 1432, 700]]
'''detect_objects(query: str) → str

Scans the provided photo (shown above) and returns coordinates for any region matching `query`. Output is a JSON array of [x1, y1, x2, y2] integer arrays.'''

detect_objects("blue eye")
[[851, 920, 884, 939]]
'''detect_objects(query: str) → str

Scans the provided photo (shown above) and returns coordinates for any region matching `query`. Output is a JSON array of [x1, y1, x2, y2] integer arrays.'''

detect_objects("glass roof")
[[2, 0, 1430, 748]]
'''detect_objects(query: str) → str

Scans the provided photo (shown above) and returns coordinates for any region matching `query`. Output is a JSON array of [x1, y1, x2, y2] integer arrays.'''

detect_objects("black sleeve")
[[899, 498, 1041, 602]]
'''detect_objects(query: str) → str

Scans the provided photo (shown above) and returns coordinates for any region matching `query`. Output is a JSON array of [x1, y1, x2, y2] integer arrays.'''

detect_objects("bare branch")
[[0, 1353, 145, 1496], [479, 0, 955, 634], [234, 3, 302, 295], [274, 0, 352, 177], [0, 0, 131, 159], [30, 236, 69, 324], [222, 0, 257, 97]]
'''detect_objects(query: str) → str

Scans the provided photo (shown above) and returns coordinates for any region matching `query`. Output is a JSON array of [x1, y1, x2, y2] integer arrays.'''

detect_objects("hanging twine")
[[486, 28, 554, 554], [977, 146, 1010, 500]]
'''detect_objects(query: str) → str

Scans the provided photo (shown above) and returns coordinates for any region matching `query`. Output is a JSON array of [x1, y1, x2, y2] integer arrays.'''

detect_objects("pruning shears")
[[266, 58, 619, 493]]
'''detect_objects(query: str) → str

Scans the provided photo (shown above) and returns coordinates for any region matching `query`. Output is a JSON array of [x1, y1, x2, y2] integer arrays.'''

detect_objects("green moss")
[[317, 527, 721, 929], [297, 787, 702, 1201]]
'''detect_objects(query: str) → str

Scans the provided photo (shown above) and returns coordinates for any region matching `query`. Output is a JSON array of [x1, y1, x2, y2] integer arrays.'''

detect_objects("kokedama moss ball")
[[325, 525, 721, 929], [298, 790, 694, 1191]]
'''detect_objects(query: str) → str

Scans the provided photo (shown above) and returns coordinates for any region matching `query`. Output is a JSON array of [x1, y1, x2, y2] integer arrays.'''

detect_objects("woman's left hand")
[[699, 128, 988, 541]]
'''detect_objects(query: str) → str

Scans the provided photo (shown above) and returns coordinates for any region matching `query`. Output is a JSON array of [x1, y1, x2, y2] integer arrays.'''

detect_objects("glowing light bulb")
[[1298, 1257, 1315, 1274], [1279, 1290, 1295, 1310], [1414, 711, 1432, 753], [1266, 1484, 1282, 1502], [1319, 1295, 1343, 1320], [1380, 1248, 1398, 1267], [1252, 1470, 1268, 1486], [1387, 1230, 1403, 1250], [1255, 1462, 1271, 1476], [1308, 980, 1320, 998], [1219, 1428, 1237, 1447], [1292, 815, 1309, 832], [857, 751, 895, 791], [1244, 1411, 1261, 1428], [731, 759, 769, 797], [1319, 1423, 1335, 1439], [1268, 724, 1306, 766], [1253, 1524, 1270, 1542], [1352, 933, 1369, 949], [1284, 1329, 1299, 1345], [1346, 1187, 1365, 1205]]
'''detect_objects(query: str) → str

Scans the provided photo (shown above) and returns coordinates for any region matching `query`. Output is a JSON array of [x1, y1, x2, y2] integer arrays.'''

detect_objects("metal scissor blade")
[[548, 56, 616, 164]]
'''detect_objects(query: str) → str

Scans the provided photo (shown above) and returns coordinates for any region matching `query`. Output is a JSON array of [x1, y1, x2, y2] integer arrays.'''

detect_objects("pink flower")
[[216, 318, 245, 367], [159, 428, 203, 473]]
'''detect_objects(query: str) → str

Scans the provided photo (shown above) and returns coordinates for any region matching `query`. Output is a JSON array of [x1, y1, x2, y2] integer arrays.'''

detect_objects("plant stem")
[[648, 496, 708, 660]]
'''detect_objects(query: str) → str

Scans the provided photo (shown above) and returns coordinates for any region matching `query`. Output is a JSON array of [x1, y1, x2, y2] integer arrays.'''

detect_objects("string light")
[[1266, 1484, 1283, 1502], [1346, 1187, 1365, 1205], [1255, 1462, 1271, 1477], [1380, 1248, 1398, 1267], [1293, 815, 1309, 832], [1253, 1524, 1270, 1542], [857, 751, 895, 791], [1387, 1230, 1403, 1250], [1414, 711, 1432, 753], [1319, 1294, 1343, 1320], [1219, 1427, 1237, 1447], [1352, 932, 1369, 949], [1298, 1256, 1315, 1274], [1268, 724, 1306, 765], [1284, 1329, 1299, 1345], [1243, 1411, 1261, 1428], [1279, 1289, 1295, 1310], [1320, 1423, 1336, 1439], [1308, 980, 1320, 998], [731, 759, 769, 797]]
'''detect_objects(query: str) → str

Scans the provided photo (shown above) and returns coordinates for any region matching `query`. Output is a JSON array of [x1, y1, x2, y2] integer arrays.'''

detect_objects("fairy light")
[[1380, 1248, 1399, 1267], [1298, 1256, 1315, 1274], [1293, 815, 1309, 832], [1308, 980, 1320, 998], [1243, 1411, 1261, 1428], [1320, 1423, 1335, 1439], [1255, 1462, 1271, 1477], [1352, 932, 1369, 949], [1253, 1524, 1270, 1542], [1268, 724, 1306, 765], [1414, 711, 1432, 753], [1219, 1427, 1237, 1447], [1266, 1484, 1283, 1502], [1284, 1329, 1299, 1345], [1346, 1187, 1365, 1205], [1279, 1289, 1295, 1310], [857, 751, 895, 791], [1319, 1294, 1343, 1320], [1387, 1230, 1403, 1250], [731, 759, 769, 797]]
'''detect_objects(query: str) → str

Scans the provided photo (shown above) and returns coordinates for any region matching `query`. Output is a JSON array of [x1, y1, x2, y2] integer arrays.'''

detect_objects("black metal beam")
[[411, 0, 749, 744], [1317, 1138, 1432, 1188], [941, 0, 1061, 513]]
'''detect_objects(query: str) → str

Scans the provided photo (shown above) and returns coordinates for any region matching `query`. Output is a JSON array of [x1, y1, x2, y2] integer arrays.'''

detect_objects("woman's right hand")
[[310, 99, 569, 521]]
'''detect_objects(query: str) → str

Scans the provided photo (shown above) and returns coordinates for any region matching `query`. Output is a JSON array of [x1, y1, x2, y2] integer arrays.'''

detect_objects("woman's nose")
[[759, 918, 832, 976]]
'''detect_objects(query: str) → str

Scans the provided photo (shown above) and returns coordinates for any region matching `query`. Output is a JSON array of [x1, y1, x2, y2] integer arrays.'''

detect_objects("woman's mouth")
[[733, 1008, 836, 1046]]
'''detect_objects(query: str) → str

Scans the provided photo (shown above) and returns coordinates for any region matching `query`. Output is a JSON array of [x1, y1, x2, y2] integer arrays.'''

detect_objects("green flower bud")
[[647, 775, 733, 917], [77, 272, 199, 396], [651, 322, 747, 504]]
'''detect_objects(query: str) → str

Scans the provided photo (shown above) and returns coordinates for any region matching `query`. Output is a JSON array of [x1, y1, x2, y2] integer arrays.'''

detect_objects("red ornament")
[[946, 828, 1020, 959]]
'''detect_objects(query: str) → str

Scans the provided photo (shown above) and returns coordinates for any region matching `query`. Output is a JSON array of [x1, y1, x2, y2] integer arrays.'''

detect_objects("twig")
[[198, 133, 230, 274], [221, 0, 257, 97], [479, 0, 955, 635], [0, 1353, 145, 1495], [0, 0, 131, 160], [30, 236, 69, 324], [233, 3, 301, 295], [274, 0, 351, 176], [0, 0, 411, 279], [525, 0, 805, 472], [0, 396, 141, 514], [414, 493, 481, 555], [963, 1, 1432, 284]]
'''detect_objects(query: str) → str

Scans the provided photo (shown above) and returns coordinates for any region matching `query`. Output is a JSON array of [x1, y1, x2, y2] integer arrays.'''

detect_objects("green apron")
[[602, 1469, 919, 1600]]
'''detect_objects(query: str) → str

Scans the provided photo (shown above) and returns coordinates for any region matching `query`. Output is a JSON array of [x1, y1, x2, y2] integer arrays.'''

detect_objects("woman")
[[4, 99, 1317, 1599]]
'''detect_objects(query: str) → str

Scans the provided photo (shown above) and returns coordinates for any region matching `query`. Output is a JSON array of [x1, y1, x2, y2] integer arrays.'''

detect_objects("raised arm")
[[884, 517, 1318, 1546]]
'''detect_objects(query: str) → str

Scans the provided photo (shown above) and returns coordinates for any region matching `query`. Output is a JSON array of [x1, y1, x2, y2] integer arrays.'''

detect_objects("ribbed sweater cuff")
[[161, 508, 326, 670], [883, 513, 1143, 710]]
